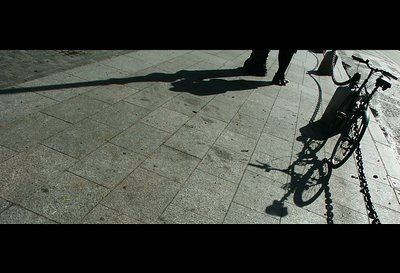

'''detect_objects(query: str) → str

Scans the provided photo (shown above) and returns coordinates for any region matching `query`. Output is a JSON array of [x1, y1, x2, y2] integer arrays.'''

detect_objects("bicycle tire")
[[293, 158, 331, 207], [329, 110, 369, 169]]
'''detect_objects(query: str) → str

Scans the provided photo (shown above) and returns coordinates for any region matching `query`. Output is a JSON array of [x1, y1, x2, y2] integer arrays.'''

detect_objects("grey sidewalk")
[[0, 50, 399, 224]]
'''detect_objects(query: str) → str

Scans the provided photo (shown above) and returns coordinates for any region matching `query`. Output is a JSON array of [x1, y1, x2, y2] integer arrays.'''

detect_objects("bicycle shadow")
[[249, 134, 334, 223], [247, 54, 336, 222], [0, 68, 276, 96], [259, 51, 335, 222]]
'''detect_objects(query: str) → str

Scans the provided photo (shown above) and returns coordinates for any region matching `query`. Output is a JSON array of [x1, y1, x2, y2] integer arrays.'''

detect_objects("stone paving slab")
[[81, 204, 141, 224], [68, 142, 147, 189], [0, 50, 133, 89], [0, 204, 57, 224], [0, 111, 71, 152], [101, 167, 182, 224], [0, 91, 58, 126], [17, 171, 109, 224], [42, 118, 120, 159], [1, 50, 400, 224], [109, 122, 172, 157], [170, 169, 237, 223], [0, 144, 77, 200]]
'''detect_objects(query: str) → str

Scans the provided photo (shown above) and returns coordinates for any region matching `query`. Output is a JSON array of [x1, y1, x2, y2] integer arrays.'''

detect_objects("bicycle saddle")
[[376, 77, 391, 90]]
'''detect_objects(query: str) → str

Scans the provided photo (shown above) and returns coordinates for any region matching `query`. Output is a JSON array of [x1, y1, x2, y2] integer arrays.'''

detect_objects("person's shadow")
[[0, 67, 276, 95]]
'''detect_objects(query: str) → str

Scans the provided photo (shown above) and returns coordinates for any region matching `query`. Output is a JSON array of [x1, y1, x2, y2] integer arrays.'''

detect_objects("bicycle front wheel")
[[329, 111, 369, 169]]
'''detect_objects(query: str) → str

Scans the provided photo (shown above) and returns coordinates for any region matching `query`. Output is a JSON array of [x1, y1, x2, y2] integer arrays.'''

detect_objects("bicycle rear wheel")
[[329, 110, 369, 169]]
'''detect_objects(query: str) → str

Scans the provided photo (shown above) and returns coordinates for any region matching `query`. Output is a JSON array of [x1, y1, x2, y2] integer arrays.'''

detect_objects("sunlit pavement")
[[0, 50, 399, 224]]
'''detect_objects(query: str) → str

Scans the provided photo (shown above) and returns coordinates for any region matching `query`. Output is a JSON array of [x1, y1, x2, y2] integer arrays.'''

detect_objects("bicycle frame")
[[342, 68, 375, 118], [329, 53, 397, 169]]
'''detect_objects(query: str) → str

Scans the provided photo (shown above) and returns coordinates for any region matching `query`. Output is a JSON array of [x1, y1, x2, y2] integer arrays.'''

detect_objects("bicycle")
[[326, 51, 397, 169]]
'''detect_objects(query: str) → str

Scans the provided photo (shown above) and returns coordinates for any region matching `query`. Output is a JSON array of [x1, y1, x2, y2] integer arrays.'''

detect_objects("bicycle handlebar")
[[352, 55, 367, 64], [381, 70, 398, 80], [352, 54, 398, 80]]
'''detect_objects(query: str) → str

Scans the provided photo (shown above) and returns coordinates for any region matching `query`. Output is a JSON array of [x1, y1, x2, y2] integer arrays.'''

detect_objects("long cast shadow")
[[0, 68, 275, 96], [248, 52, 336, 223], [249, 135, 332, 220]]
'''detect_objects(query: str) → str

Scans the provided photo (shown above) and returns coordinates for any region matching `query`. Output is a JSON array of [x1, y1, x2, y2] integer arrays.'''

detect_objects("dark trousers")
[[246, 50, 296, 78]]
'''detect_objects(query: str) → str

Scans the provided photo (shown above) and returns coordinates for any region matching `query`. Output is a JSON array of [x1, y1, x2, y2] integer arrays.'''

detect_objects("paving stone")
[[255, 132, 293, 159], [214, 129, 257, 156], [233, 170, 287, 218], [376, 142, 400, 179], [328, 174, 369, 213], [141, 145, 200, 184], [141, 107, 190, 133], [157, 203, 217, 224], [360, 160, 390, 186], [81, 204, 141, 224], [367, 179, 400, 212], [250, 87, 279, 102], [0, 50, 133, 89], [0, 145, 17, 163], [199, 97, 241, 123], [109, 122, 171, 156], [223, 202, 279, 224], [0, 144, 76, 201], [101, 167, 181, 223], [65, 62, 131, 82], [164, 124, 215, 159], [123, 82, 177, 110], [0, 197, 11, 213], [0, 111, 71, 152], [0, 91, 57, 126], [226, 112, 265, 140], [238, 100, 272, 121], [68, 142, 146, 189], [17, 72, 97, 102], [17, 171, 109, 224], [40, 94, 110, 124], [214, 90, 251, 106], [0, 204, 57, 224], [97, 55, 154, 74], [368, 120, 390, 146], [269, 105, 299, 125], [247, 151, 292, 185], [90, 101, 151, 130], [84, 84, 140, 104], [274, 96, 300, 115], [373, 203, 400, 224], [203, 144, 249, 181], [171, 169, 237, 223], [185, 114, 227, 140], [163, 93, 209, 117], [42, 118, 119, 159], [279, 202, 327, 224], [331, 203, 369, 224], [263, 116, 297, 142], [388, 176, 400, 191], [118, 67, 167, 92]]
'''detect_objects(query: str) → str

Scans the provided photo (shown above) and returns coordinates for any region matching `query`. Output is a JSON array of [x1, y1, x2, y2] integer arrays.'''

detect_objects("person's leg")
[[273, 50, 296, 85], [242, 50, 270, 76]]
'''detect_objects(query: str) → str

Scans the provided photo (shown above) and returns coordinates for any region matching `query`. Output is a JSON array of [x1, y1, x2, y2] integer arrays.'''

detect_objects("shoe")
[[272, 74, 289, 86]]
